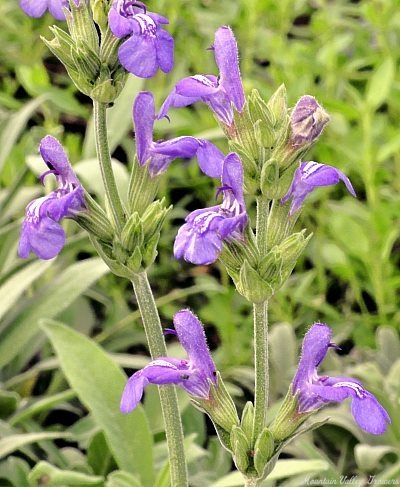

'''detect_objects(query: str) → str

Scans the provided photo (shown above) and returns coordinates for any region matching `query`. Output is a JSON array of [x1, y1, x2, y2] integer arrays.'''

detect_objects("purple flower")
[[290, 95, 330, 146], [18, 136, 85, 260], [158, 26, 245, 125], [120, 309, 216, 413], [20, 0, 70, 20], [133, 91, 224, 177], [108, 1, 173, 78], [293, 323, 391, 435], [281, 161, 356, 215], [174, 153, 247, 265]]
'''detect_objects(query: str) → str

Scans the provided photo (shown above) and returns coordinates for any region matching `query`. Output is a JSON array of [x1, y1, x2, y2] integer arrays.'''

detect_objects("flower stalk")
[[131, 272, 188, 487], [93, 100, 125, 232], [252, 300, 269, 442], [93, 98, 188, 486], [252, 195, 270, 441]]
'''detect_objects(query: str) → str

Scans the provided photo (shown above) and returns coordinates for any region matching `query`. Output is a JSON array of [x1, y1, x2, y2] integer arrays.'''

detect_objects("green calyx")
[[41, 0, 127, 103], [221, 228, 311, 304], [90, 198, 171, 277], [269, 385, 313, 442], [229, 86, 329, 199], [213, 400, 276, 481], [193, 373, 240, 438]]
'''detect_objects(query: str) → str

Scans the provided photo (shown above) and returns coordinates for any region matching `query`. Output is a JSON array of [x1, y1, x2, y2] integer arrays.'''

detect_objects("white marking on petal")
[[151, 359, 178, 369], [26, 196, 50, 221], [134, 14, 156, 36], [193, 211, 219, 234], [333, 381, 366, 399], [191, 75, 215, 87], [302, 161, 323, 178]]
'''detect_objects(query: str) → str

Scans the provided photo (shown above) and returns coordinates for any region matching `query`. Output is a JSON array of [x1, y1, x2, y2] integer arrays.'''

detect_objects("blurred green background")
[[0, 0, 399, 485]]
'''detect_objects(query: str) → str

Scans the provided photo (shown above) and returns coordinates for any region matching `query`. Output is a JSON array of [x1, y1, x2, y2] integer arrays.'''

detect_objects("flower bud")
[[41, 0, 127, 103], [240, 401, 255, 446], [253, 427, 275, 477], [230, 426, 251, 473], [290, 95, 330, 147], [267, 84, 288, 127], [237, 259, 275, 303]]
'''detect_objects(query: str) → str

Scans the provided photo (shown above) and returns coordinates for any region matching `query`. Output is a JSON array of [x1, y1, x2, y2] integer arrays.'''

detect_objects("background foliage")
[[0, 0, 399, 485]]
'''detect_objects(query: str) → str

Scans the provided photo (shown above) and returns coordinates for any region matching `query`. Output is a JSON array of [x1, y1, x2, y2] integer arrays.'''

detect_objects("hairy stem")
[[253, 195, 270, 439], [131, 271, 188, 487], [252, 300, 269, 440], [93, 100, 125, 231], [244, 477, 259, 487]]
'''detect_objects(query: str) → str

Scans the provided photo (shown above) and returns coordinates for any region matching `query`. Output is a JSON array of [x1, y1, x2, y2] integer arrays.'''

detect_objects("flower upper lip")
[[157, 26, 245, 125], [133, 91, 225, 177]]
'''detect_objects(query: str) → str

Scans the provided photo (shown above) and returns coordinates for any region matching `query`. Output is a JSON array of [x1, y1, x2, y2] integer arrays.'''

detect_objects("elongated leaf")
[[0, 258, 108, 368], [0, 431, 71, 458], [0, 95, 49, 172], [42, 320, 154, 487], [10, 390, 75, 426], [0, 457, 30, 487], [29, 461, 103, 486], [0, 260, 53, 323], [366, 58, 395, 110], [106, 471, 143, 487]]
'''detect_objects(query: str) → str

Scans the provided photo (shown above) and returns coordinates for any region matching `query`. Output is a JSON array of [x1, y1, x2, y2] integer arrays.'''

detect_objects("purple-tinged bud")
[[290, 95, 330, 147]]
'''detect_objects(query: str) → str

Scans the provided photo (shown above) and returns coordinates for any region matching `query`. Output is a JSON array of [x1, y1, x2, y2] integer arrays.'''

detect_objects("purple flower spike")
[[20, 0, 70, 20], [290, 95, 330, 146], [108, 1, 174, 78], [174, 153, 247, 265], [133, 91, 224, 177], [120, 309, 216, 413], [18, 136, 85, 260], [281, 161, 356, 215], [158, 26, 245, 125], [293, 323, 391, 435]]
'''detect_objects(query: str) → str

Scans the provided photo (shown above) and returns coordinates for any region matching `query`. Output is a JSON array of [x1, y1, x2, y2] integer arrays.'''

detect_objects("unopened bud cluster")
[[42, 0, 126, 103], [216, 86, 329, 303], [77, 160, 170, 277]]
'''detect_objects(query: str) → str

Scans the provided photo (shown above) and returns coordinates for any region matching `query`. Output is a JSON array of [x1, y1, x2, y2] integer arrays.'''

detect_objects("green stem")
[[93, 100, 125, 231], [244, 477, 259, 487], [131, 271, 188, 487], [256, 196, 270, 254], [253, 195, 270, 440], [252, 300, 269, 440]]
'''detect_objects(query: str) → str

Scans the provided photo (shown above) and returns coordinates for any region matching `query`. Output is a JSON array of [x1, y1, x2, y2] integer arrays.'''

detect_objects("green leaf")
[[42, 320, 154, 487], [0, 431, 71, 458], [0, 95, 49, 172], [0, 260, 53, 323], [0, 258, 108, 368], [9, 390, 75, 426], [28, 461, 103, 486], [0, 456, 30, 487], [106, 471, 143, 487], [365, 58, 395, 110], [74, 158, 129, 206], [0, 390, 19, 419], [355, 444, 395, 471]]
